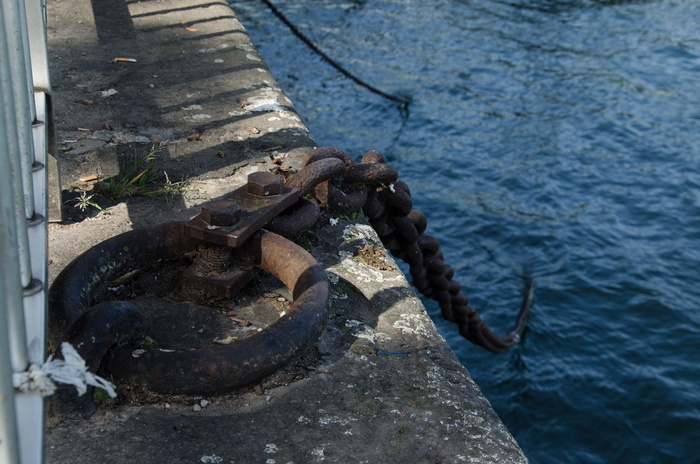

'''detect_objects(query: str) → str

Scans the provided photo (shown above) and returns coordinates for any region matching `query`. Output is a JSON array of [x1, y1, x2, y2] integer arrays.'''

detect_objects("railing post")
[[3, 0, 38, 290], [0, 312, 22, 464], [0, 0, 52, 462], [26, 0, 62, 224], [25, 0, 49, 93], [0, 22, 25, 460]]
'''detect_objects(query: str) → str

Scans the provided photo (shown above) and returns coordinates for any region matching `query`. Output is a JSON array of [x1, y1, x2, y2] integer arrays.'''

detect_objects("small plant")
[[336, 209, 364, 221], [93, 387, 112, 402], [137, 336, 158, 349], [72, 190, 111, 215], [295, 232, 313, 251], [96, 143, 189, 199], [159, 171, 190, 198]]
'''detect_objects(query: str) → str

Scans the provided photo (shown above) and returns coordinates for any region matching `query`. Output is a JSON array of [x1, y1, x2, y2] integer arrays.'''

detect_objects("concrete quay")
[[45, 0, 529, 462]]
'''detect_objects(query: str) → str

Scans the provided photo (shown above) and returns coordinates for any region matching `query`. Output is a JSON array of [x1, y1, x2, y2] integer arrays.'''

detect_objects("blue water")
[[231, 1, 700, 462]]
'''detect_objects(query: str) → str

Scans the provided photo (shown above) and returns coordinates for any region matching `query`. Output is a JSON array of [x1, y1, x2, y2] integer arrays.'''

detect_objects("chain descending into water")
[[276, 146, 533, 353]]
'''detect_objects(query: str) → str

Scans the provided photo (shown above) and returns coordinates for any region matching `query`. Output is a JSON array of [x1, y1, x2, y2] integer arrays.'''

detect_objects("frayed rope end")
[[12, 342, 117, 398]]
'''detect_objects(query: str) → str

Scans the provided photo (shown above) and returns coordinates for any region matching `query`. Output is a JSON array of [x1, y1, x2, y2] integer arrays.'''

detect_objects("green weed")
[[96, 143, 189, 199], [93, 388, 112, 402], [137, 336, 159, 349], [72, 190, 112, 215], [336, 210, 364, 221]]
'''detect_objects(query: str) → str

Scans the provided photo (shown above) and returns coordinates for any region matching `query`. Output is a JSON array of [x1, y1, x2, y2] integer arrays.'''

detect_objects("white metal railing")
[[1, 0, 51, 462]]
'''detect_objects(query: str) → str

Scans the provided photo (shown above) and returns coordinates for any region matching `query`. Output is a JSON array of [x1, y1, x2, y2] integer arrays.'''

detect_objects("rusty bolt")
[[200, 201, 241, 227], [247, 171, 281, 196]]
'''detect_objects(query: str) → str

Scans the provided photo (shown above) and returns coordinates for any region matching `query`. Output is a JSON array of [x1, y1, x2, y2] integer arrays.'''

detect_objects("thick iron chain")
[[272, 146, 533, 354]]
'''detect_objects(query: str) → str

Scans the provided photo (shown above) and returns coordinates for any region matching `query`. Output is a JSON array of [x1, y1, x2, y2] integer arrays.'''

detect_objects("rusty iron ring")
[[49, 223, 329, 395], [49, 222, 202, 347]]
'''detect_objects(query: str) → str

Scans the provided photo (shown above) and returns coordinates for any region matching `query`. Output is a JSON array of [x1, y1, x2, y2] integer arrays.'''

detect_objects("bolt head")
[[201, 201, 241, 227], [247, 171, 281, 196]]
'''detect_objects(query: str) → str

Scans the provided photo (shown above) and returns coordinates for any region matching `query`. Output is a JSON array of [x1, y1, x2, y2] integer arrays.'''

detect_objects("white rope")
[[12, 342, 117, 398]]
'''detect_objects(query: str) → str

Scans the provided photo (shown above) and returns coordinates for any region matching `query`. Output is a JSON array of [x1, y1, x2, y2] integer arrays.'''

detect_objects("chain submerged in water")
[[279, 146, 533, 353]]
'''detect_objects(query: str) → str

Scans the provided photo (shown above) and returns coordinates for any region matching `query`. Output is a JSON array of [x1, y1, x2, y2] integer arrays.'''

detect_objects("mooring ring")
[[49, 223, 329, 395]]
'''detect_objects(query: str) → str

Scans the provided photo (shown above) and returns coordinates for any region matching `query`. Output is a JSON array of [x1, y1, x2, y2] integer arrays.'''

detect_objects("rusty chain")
[[274, 146, 533, 354]]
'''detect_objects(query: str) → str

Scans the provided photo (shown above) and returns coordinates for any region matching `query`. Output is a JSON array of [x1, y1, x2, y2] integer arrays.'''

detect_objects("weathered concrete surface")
[[45, 0, 529, 462]]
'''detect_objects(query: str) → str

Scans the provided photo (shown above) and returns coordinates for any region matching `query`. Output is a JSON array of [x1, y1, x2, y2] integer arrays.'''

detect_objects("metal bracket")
[[183, 171, 300, 248]]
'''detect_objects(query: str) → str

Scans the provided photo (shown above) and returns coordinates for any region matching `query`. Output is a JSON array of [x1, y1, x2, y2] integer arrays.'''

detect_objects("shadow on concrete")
[[91, 0, 134, 42], [54, 0, 314, 228], [129, 2, 225, 18]]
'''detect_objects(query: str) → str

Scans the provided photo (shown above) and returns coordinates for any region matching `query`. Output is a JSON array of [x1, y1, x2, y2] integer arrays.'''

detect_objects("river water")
[[231, 1, 700, 462]]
